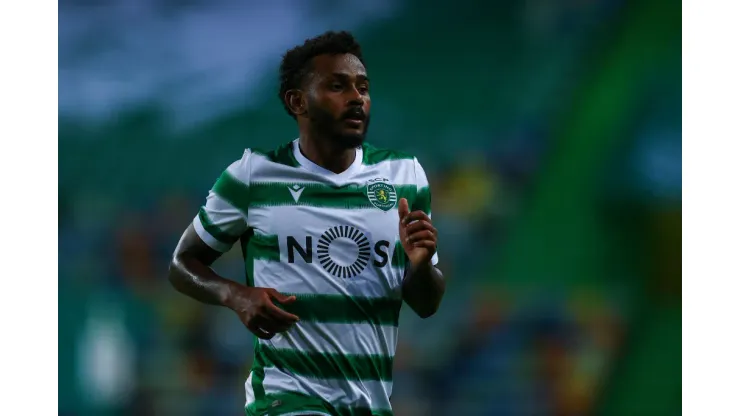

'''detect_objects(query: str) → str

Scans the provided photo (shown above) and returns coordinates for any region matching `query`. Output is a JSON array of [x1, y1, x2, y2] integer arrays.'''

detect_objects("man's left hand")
[[398, 198, 437, 268]]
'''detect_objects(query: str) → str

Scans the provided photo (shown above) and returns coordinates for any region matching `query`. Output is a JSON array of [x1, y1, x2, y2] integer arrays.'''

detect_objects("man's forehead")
[[311, 53, 366, 77]]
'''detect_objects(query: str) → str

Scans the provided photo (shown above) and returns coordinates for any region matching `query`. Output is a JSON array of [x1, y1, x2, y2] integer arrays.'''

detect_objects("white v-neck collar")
[[292, 138, 364, 182]]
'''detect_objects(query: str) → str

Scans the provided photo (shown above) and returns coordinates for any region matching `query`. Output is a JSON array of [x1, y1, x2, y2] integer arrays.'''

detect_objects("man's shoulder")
[[222, 141, 298, 185], [361, 142, 417, 166], [246, 141, 299, 168]]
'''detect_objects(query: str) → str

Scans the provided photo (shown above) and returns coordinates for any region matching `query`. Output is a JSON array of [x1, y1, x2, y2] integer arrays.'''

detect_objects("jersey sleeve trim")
[[193, 149, 253, 253], [193, 213, 233, 252], [198, 206, 242, 245]]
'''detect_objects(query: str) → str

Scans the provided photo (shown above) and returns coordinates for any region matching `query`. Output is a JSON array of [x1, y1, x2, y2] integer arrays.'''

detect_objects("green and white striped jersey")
[[193, 139, 438, 416]]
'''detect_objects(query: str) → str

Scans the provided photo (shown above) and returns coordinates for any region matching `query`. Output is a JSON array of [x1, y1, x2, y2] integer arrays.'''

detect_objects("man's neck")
[[298, 135, 357, 174]]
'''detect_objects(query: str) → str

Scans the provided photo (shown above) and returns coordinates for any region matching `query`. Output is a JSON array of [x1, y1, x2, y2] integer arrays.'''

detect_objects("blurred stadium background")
[[58, 0, 681, 415]]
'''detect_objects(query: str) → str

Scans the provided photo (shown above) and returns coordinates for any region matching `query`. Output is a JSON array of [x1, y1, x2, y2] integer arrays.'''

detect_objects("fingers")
[[252, 310, 294, 334], [398, 198, 410, 222], [263, 302, 300, 325], [407, 230, 436, 245], [258, 290, 300, 334], [241, 289, 301, 338], [257, 316, 294, 334], [405, 220, 437, 237], [401, 210, 431, 225], [263, 290, 300, 322], [268, 289, 297, 305], [411, 239, 437, 250], [256, 328, 275, 339], [247, 321, 275, 340], [403, 214, 437, 247]]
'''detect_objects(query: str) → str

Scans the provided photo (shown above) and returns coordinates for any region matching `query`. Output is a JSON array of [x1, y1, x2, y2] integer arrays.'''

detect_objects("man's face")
[[304, 53, 371, 149]]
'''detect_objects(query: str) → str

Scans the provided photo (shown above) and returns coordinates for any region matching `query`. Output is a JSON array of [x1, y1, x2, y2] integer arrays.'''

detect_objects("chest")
[[246, 182, 408, 263], [243, 173, 416, 288]]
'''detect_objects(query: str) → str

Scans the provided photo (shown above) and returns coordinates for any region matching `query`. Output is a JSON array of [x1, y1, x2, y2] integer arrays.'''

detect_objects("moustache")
[[341, 108, 366, 121]]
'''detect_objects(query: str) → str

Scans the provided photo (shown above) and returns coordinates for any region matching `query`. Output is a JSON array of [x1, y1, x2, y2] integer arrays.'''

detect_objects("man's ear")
[[285, 89, 307, 117]]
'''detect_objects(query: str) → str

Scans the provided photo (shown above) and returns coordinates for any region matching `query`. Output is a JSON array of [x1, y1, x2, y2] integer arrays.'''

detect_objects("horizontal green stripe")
[[257, 346, 394, 382], [362, 143, 414, 165], [411, 186, 431, 215], [247, 182, 418, 209], [212, 170, 250, 213], [213, 171, 420, 211], [245, 391, 393, 416], [281, 294, 402, 326], [251, 182, 369, 208], [251, 338, 266, 404], [395, 185, 417, 206], [249, 232, 280, 261], [198, 207, 240, 245]]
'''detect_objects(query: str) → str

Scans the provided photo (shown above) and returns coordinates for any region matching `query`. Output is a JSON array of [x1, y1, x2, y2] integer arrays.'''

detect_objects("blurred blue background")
[[58, 0, 681, 415]]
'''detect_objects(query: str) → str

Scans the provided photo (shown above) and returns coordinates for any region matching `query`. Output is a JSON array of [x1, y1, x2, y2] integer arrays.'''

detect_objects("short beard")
[[307, 103, 369, 150]]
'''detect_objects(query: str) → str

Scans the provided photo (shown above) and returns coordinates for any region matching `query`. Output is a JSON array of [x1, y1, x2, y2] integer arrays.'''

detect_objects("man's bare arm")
[[167, 225, 299, 339], [168, 224, 237, 306], [402, 262, 446, 319]]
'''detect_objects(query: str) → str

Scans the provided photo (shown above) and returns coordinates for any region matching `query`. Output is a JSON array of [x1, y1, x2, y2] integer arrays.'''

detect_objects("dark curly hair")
[[278, 31, 365, 119]]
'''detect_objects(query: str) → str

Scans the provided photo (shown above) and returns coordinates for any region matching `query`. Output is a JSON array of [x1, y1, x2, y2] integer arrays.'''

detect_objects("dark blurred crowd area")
[[59, 1, 680, 415]]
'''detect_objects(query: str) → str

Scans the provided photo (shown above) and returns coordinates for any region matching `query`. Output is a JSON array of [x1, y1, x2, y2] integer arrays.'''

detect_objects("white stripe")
[[260, 367, 393, 411], [249, 152, 303, 182], [248, 204, 405, 230], [192, 215, 231, 252], [245, 372, 255, 407], [361, 158, 416, 182], [206, 185, 249, 218], [225, 149, 253, 184], [259, 321, 398, 356], [253, 258, 402, 299]]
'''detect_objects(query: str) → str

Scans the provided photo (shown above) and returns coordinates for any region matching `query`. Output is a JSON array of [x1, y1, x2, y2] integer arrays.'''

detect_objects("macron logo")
[[288, 184, 305, 202]]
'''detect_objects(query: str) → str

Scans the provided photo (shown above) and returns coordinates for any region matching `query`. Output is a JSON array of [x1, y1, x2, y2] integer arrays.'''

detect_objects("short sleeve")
[[192, 150, 252, 252], [412, 157, 439, 266]]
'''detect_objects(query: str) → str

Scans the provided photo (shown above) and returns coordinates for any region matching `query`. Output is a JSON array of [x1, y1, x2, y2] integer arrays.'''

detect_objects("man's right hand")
[[168, 225, 300, 339], [225, 285, 300, 339]]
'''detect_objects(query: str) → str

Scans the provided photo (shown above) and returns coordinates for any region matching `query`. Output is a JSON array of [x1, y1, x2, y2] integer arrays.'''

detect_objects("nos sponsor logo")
[[286, 225, 395, 279]]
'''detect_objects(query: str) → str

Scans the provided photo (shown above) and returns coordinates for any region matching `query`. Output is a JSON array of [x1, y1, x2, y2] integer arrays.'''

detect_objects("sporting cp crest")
[[366, 179, 397, 211]]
